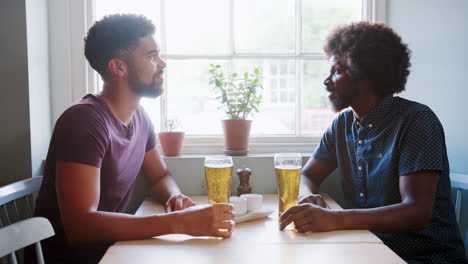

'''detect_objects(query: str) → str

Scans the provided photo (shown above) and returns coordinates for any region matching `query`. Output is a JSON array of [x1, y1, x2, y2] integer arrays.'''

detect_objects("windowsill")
[[162, 152, 313, 159], [159, 137, 321, 155]]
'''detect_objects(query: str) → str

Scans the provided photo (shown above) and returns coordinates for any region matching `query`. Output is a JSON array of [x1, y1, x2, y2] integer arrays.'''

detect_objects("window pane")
[[234, 0, 295, 53], [166, 60, 227, 135], [302, 60, 338, 135], [302, 0, 361, 53], [141, 98, 162, 133], [234, 60, 296, 135], [166, 0, 229, 54]]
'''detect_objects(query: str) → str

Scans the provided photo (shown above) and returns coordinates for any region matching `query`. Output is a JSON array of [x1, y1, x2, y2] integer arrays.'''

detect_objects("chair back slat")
[[1, 205, 10, 226], [0, 177, 45, 263], [24, 196, 32, 217], [35, 242, 45, 264], [8, 253, 16, 264], [12, 201, 19, 223]]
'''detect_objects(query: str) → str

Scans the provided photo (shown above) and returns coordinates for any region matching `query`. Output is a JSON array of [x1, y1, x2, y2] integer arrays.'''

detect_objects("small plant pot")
[[222, 120, 252, 156], [158, 132, 185, 157]]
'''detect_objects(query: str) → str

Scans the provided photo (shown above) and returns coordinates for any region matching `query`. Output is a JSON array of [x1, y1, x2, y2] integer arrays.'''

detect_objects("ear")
[[108, 59, 128, 78]]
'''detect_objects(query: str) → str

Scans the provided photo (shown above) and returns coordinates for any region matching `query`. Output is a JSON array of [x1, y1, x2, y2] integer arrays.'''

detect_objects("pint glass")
[[275, 153, 302, 215], [204, 156, 233, 204]]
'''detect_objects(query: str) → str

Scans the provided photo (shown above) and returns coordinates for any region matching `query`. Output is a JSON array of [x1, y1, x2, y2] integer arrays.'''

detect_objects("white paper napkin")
[[234, 208, 274, 223]]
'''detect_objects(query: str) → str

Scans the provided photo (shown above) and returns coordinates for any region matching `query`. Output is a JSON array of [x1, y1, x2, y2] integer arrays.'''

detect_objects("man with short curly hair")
[[33, 14, 235, 264], [280, 22, 467, 263]]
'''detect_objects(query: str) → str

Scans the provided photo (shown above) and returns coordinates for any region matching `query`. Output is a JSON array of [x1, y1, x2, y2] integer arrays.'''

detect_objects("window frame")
[[48, 0, 386, 155]]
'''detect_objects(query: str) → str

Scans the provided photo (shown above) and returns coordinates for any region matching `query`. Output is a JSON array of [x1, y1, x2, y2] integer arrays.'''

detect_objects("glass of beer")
[[204, 156, 233, 204], [275, 153, 301, 230]]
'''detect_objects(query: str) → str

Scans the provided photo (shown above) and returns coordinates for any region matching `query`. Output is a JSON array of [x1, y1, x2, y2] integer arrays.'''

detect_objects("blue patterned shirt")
[[313, 96, 467, 263]]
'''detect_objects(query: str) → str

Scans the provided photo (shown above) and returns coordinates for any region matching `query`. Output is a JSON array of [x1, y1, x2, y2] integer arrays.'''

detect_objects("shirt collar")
[[353, 95, 396, 128]]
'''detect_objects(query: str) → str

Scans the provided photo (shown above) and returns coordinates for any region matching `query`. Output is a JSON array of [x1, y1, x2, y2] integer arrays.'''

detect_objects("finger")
[[218, 211, 235, 221], [297, 224, 314, 233], [298, 196, 310, 204], [319, 199, 327, 208], [216, 220, 235, 230], [279, 215, 293, 231], [280, 212, 303, 230], [164, 204, 172, 213], [173, 198, 184, 211], [216, 227, 233, 238], [280, 208, 309, 230], [293, 217, 311, 228], [185, 198, 196, 207], [279, 205, 305, 222], [213, 203, 234, 213], [181, 198, 193, 209]]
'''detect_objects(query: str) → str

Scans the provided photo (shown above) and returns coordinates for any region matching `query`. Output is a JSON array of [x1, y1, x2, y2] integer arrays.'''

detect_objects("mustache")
[[153, 70, 165, 80], [326, 86, 334, 92]]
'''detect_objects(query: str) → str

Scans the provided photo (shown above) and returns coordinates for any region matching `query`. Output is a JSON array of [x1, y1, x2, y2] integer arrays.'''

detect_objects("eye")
[[335, 66, 344, 74]]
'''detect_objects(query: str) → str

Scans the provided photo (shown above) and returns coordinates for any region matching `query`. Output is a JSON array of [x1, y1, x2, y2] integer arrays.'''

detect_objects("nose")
[[323, 75, 331, 87], [158, 57, 167, 70]]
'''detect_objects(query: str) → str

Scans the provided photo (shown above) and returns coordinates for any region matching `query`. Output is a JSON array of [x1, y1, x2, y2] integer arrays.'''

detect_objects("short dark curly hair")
[[84, 14, 155, 80], [323, 21, 411, 96]]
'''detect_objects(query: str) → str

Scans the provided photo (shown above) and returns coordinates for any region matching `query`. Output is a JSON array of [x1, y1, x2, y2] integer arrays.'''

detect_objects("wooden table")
[[100, 194, 405, 264]]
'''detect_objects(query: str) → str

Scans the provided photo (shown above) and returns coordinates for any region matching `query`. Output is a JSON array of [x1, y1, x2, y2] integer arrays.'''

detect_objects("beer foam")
[[205, 164, 233, 168], [275, 165, 301, 170]]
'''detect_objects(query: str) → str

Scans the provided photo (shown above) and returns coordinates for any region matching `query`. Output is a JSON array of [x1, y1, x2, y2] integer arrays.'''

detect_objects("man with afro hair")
[[280, 22, 467, 263]]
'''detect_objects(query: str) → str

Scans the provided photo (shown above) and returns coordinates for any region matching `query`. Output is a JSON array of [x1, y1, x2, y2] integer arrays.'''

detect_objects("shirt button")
[[358, 166, 362, 171], [368, 124, 373, 128], [359, 192, 364, 197], [358, 140, 363, 144]]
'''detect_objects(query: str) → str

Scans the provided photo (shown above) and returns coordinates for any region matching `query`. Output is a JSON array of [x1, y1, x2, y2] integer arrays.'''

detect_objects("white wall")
[[388, 0, 468, 174], [0, 0, 51, 183], [26, 0, 52, 177]]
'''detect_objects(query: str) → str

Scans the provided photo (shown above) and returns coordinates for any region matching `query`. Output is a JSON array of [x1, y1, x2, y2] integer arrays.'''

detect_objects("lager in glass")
[[276, 165, 301, 214], [204, 156, 233, 204], [274, 153, 302, 231]]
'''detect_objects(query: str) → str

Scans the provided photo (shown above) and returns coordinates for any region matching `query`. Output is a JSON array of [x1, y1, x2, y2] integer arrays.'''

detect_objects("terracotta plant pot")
[[222, 120, 252, 156], [158, 132, 185, 157]]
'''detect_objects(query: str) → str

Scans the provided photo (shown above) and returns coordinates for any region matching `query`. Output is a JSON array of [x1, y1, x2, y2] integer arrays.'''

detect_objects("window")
[[89, 0, 384, 153]]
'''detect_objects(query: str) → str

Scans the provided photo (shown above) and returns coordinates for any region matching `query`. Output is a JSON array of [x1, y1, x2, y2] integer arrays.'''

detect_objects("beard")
[[326, 83, 359, 112], [127, 65, 163, 98], [130, 75, 163, 98]]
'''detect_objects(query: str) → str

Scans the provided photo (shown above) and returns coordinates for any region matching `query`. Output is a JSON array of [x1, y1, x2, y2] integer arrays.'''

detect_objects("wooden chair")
[[0, 217, 54, 264], [0, 177, 45, 264]]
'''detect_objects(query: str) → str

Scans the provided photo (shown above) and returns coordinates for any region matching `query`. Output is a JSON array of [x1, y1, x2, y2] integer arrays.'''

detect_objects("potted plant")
[[208, 64, 263, 156], [158, 118, 185, 157]]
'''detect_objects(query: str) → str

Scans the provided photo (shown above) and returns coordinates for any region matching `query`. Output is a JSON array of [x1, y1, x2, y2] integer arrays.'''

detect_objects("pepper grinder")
[[237, 167, 252, 196]]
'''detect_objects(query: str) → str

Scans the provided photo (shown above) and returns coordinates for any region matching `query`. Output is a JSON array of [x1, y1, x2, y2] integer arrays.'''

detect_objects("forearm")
[[149, 174, 182, 203], [65, 210, 181, 244], [334, 202, 431, 232], [299, 174, 320, 197]]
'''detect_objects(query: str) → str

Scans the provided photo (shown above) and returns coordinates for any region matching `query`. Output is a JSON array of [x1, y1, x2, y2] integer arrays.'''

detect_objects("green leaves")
[[215, 79, 222, 88], [208, 64, 263, 120]]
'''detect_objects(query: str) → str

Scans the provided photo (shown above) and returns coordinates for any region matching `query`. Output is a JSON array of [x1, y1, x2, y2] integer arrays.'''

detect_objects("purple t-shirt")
[[34, 94, 156, 263]]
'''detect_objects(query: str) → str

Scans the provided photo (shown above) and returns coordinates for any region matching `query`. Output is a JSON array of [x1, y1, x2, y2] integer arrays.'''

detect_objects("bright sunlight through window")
[[95, 0, 363, 137]]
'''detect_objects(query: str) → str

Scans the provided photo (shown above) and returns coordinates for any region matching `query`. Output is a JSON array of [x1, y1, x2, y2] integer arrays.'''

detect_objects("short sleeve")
[[54, 105, 109, 168], [140, 107, 156, 152], [313, 118, 338, 169], [398, 106, 446, 176], [145, 120, 156, 152]]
